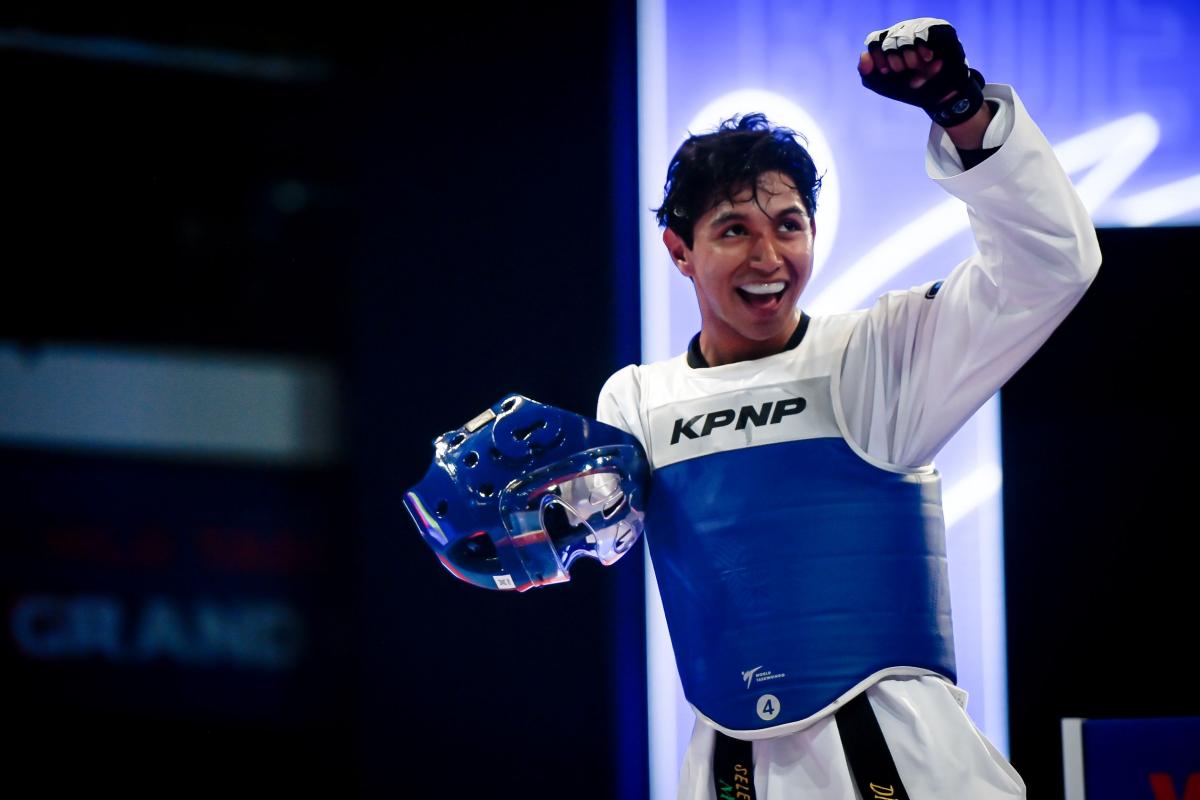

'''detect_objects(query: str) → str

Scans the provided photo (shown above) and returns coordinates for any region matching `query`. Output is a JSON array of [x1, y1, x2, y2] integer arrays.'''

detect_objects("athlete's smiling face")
[[664, 170, 815, 367]]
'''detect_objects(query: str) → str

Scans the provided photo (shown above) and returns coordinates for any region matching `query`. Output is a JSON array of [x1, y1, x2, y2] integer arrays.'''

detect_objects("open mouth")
[[736, 282, 787, 310]]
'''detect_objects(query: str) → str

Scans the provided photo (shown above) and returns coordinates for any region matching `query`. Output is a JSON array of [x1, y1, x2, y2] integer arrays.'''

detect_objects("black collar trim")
[[686, 313, 811, 369]]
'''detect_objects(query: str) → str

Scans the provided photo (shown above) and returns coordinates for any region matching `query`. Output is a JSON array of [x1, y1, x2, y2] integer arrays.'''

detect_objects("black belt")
[[713, 728, 755, 800], [712, 691, 911, 799]]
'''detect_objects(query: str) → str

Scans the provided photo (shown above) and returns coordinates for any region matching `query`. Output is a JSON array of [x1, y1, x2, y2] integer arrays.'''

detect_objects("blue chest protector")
[[646, 434, 956, 735]]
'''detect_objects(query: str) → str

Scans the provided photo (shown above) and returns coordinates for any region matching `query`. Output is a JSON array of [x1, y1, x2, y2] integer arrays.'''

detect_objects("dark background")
[[1002, 225, 1200, 799], [1, 9, 1194, 800], [2, 7, 643, 799]]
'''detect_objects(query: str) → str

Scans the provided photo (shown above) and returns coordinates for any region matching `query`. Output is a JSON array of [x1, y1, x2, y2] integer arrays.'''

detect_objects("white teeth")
[[739, 282, 786, 295]]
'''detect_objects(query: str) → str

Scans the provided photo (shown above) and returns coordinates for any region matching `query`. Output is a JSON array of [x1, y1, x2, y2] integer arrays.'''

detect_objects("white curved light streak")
[[1053, 113, 1160, 212], [943, 462, 1003, 531], [807, 199, 965, 315], [1106, 173, 1200, 226], [809, 112, 1161, 315]]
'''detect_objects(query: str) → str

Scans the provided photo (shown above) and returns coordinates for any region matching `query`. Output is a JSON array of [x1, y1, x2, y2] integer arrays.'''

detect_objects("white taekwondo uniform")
[[597, 85, 1101, 799]]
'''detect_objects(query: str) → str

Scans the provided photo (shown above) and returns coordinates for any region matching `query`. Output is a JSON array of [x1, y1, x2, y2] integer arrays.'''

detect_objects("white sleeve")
[[837, 84, 1102, 469]]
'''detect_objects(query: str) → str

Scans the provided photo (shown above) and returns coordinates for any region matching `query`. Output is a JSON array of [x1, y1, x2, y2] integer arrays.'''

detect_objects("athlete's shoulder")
[[808, 308, 867, 331], [597, 363, 648, 439], [598, 363, 639, 406], [801, 308, 869, 358], [602, 353, 691, 393]]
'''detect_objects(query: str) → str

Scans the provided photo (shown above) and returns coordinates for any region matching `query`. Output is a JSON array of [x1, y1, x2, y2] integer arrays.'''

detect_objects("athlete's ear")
[[663, 227, 693, 277]]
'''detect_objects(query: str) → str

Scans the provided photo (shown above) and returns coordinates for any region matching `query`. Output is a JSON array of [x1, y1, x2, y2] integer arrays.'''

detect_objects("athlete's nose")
[[749, 235, 783, 271]]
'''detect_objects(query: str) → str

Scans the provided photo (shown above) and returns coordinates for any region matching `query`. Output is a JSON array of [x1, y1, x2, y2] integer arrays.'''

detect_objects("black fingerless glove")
[[861, 23, 986, 128]]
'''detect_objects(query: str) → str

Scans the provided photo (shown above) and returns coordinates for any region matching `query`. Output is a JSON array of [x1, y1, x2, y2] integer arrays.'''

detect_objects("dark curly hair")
[[654, 112, 822, 249]]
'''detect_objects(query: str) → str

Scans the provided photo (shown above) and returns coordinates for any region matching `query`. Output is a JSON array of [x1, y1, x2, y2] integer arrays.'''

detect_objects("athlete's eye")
[[721, 224, 746, 238], [780, 218, 804, 232]]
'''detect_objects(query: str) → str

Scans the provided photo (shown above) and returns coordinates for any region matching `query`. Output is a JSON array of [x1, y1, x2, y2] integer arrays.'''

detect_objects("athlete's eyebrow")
[[707, 204, 808, 229], [706, 210, 745, 228]]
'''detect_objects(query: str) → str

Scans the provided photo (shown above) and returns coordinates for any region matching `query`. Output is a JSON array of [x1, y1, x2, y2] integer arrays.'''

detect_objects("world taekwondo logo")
[[741, 664, 787, 689]]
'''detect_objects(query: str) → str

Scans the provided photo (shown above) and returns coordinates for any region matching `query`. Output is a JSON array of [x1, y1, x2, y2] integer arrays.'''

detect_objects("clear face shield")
[[496, 445, 647, 587], [406, 394, 649, 591]]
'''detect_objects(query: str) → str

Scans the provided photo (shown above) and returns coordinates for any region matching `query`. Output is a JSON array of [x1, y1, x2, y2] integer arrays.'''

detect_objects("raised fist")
[[858, 18, 985, 128]]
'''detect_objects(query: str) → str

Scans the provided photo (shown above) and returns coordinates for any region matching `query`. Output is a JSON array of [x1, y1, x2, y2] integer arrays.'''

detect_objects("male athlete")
[[595, 17, 1100, 800]]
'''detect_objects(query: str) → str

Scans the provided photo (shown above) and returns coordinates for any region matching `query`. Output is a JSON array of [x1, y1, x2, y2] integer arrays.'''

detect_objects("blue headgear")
[[404, 394, 650, 591]]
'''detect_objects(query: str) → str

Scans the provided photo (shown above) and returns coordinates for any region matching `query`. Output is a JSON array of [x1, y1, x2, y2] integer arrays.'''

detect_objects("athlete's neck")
[[698, 310, 805, 367]]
